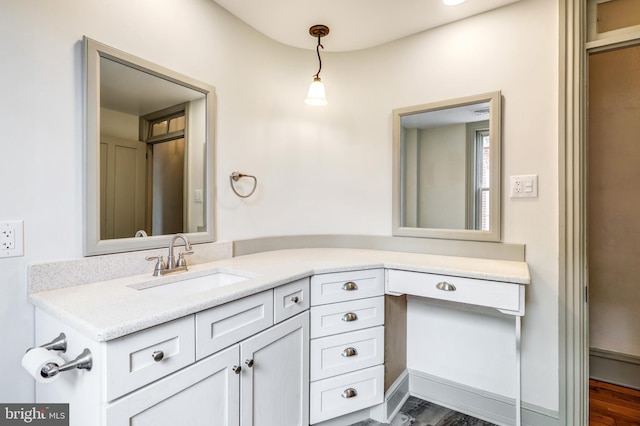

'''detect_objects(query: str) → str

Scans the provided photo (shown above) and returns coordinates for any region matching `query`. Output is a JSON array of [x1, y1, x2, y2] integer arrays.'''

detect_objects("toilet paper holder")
[[40, 348, 92, 379], [38, 332, 67, 353], [31, 333, 93, 378]]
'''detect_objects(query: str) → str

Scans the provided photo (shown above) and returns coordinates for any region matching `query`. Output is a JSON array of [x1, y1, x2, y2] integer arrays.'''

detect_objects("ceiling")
[[212, 0, 520, 52]]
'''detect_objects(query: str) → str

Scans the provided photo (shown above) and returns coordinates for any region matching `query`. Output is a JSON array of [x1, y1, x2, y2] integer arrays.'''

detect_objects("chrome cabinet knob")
[[342, 281, 358, 291], [341, 388, 358, 399], [232, 365, 242, 374], [436, 281, 457, 292], [152, 350, 164, 362], [290, 296, 300, 304], [245, 359, 254, 368], [342, 312, 358, 322], [341, 347, 358, 357]]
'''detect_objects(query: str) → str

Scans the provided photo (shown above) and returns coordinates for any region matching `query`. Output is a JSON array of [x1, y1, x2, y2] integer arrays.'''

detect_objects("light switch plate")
[[1, 220, 24, 258], [510, 175, 538, 198]]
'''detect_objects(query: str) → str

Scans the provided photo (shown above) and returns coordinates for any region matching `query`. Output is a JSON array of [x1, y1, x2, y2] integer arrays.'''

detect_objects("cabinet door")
[[240, 311, 309, 426], [106, 345, 240, 426]]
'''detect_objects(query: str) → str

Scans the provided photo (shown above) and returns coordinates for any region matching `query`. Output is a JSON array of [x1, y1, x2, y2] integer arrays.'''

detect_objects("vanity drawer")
[[311, 326, 384, 381], [311, 269, 385, 306], [274, 278, 310, 324], [387, 269, 524, 314], [196, 291, 273, 360], [310, 296, 384, 339], [106, 315, 195, 401], [310, 365, 384, 424]]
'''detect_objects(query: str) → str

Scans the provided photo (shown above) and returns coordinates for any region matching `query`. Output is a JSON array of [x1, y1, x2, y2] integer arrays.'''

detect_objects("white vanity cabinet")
[[106, 344, 240, 425], [386, 269, 524, 315], [386, 269, 526, 426], [107, 311, 310, 426], [240, 310, 309, 426], [309, 269, 385, 424], [34, 278, 311, 426]]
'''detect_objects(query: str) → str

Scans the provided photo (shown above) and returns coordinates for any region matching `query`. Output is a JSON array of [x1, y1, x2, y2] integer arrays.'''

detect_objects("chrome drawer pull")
[[341, 347, 358, 357], [152, 350, 164, 362], [436, 282, 456, 292], [245, 359, 254, 368], [232, 365, 242, 374], [341, 388, 358, 399], [290, 296, 300, 304], [342, 281, 358, 291], [342, 312, 358, 322]]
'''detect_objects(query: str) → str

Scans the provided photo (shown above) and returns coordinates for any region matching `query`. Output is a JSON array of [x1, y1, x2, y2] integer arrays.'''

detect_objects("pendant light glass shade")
[[305, 77, 327, 106]]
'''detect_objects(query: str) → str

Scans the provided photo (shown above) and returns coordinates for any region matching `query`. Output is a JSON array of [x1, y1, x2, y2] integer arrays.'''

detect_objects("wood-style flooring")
[[590, 379, 640, 425], [350, 396, 496, 426]]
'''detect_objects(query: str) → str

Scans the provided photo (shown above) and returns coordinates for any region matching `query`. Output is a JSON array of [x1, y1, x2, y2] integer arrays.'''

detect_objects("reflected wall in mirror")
[[85, 37, 216, 255], [392, 91, 501, 242]]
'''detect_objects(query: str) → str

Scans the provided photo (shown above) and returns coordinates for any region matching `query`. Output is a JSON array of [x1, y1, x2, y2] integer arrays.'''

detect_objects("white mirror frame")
[[392, 91, 502, 242], [84, 37, 216, 255]]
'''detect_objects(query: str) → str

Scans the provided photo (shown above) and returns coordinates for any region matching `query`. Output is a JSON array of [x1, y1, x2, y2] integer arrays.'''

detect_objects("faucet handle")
[[176, 251, 193, 268], [145, 255, 166, 276]]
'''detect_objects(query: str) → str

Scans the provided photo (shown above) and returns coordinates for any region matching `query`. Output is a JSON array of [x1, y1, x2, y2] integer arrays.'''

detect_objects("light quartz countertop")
[[28, 248, 530, 342]]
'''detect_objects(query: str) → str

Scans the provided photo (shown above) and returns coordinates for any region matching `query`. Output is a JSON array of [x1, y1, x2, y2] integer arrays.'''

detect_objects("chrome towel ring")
[[230, 171, 257, 198]]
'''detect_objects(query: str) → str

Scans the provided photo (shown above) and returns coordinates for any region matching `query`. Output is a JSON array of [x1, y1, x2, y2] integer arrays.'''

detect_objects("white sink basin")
[[135, 270, 253, 297]]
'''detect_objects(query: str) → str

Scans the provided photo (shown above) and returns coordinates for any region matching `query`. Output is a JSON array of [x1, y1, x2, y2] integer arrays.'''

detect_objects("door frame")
[[560, 1, 640, 423], [559, 1, 588, 424]]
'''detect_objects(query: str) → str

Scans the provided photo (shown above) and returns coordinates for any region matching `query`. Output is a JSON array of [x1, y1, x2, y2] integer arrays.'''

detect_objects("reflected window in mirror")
[[392, 91, 501, 242], [468, 120, 490, 231], [86, 37, 216, 255]]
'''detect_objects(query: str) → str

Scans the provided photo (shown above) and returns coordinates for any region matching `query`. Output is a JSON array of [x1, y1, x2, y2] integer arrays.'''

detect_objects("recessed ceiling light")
[[443, 0, 466, 5]]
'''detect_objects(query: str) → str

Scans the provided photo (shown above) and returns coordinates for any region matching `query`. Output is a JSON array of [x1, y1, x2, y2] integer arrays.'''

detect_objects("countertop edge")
[[29, 248, 530, 342]]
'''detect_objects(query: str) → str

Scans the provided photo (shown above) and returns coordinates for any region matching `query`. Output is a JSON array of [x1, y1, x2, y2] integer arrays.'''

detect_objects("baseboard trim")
[[408, 370, 559, 426], [369, 370, 410, 423], [590, 347, 640, 390]]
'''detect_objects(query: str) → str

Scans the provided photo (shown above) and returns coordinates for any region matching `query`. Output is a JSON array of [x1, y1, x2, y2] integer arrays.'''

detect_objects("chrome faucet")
[[167, 233, 192, 269], [146, 233, 194, 276]]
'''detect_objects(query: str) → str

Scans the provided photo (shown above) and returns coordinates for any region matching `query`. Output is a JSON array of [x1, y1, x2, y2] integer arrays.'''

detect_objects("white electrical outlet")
[[1, 220, 24, 258], [510, 175, 538, 198], [2, 228, 15, 249]]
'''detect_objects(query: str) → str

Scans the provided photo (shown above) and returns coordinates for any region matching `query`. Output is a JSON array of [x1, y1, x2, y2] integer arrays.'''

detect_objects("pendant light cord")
[[314, 35, 324, 79]]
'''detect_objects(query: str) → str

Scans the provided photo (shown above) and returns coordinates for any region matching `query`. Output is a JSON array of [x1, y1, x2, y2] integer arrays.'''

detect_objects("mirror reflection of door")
[[99, 104, 188, 240], [143, 106, 188, 236], [100, 135, 146, 239], [149, 139, 185, 235]]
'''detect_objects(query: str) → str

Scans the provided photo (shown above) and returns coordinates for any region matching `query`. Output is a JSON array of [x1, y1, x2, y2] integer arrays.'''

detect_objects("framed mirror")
[[84, 37, 216, 255], [392, 91, 501, 242]]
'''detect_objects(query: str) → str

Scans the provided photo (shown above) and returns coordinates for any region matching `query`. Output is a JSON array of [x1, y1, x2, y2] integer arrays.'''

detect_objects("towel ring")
[[230, 171, 257, 198]]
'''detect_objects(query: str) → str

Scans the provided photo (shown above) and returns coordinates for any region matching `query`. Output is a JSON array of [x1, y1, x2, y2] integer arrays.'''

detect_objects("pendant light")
[[305, 25, 329, 106]]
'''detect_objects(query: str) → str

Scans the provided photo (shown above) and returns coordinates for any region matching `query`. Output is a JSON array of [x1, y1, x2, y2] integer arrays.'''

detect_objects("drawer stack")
[[309, 269, 385, 424]]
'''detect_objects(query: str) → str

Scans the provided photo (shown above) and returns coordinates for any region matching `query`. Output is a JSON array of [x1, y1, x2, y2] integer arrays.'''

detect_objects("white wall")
[[0, 0, 293, 402], [0, 0, 559, 413], [320, 0, 558, 409]]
